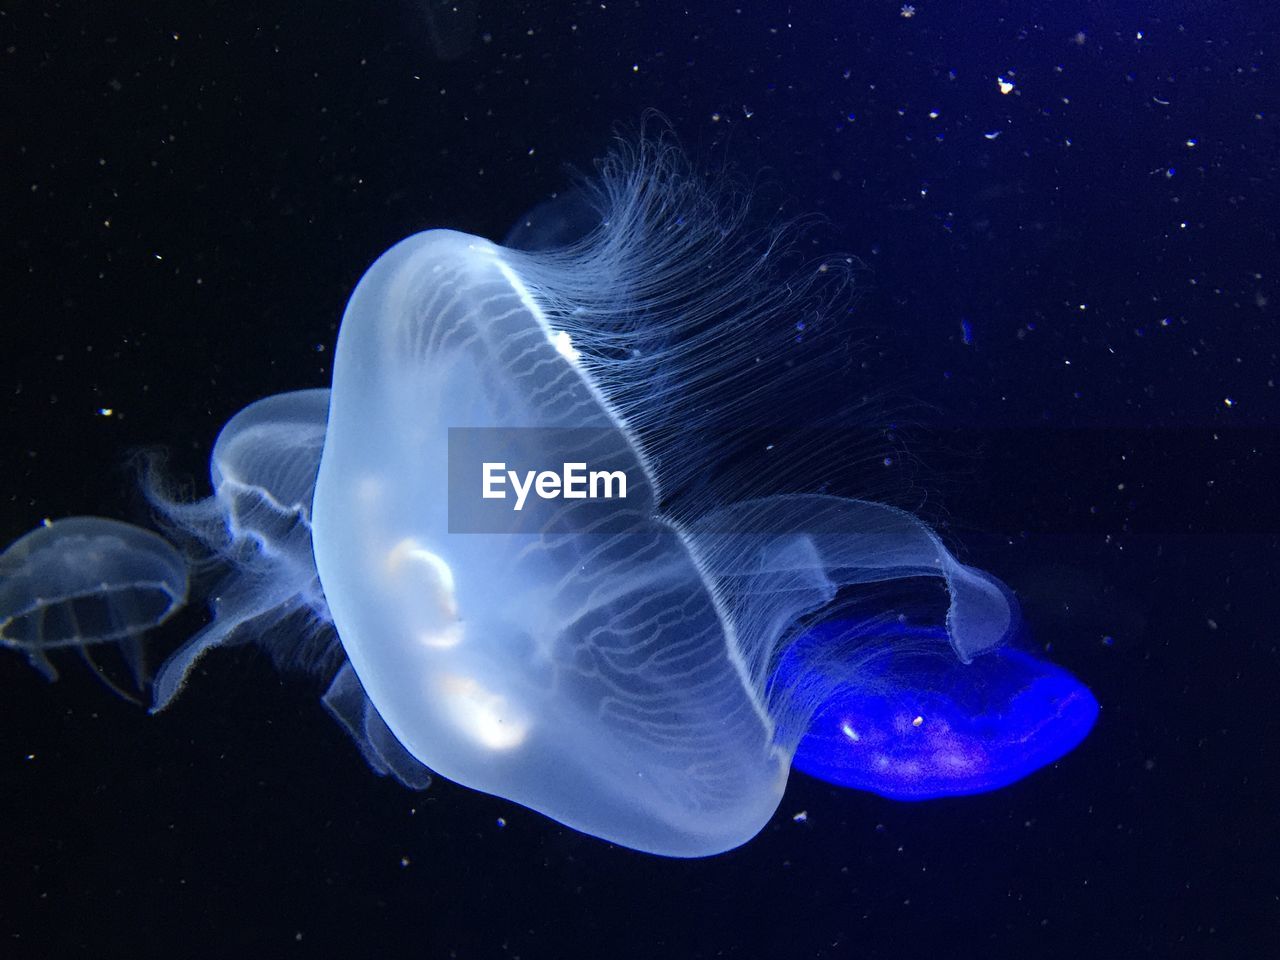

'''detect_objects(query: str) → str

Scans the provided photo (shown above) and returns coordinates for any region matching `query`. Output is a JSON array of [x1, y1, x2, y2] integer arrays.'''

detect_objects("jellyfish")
[[1, 129, 1096, 857], [143, 387, 433, 789], [0, 516, 187, 700]]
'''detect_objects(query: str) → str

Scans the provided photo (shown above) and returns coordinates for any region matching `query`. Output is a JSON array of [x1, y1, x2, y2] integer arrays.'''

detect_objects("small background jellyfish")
[[1, 126, 1095, 857], [0, 517, 187, 701]]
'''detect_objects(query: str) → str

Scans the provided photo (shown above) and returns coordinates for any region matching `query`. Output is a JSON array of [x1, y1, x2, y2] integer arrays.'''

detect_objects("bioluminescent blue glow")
[[776, 623, 1099, 800], [0, 129, 1097, 857]]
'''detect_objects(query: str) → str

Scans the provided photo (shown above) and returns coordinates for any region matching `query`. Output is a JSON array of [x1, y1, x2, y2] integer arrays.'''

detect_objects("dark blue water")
[[4, 1, 1276, 957]]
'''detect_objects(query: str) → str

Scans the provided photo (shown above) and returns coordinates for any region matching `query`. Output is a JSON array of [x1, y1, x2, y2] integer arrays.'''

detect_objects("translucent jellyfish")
[[2, 129, 1097, 857], [144, 387, 432, 789], [143, 387, 334, 709], [0, 516, 187, 697]]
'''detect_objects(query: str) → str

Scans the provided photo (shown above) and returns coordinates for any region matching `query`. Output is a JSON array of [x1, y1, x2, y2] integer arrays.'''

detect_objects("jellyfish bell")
[[0, 516, 188, 700], [313, 227, 796, 856]]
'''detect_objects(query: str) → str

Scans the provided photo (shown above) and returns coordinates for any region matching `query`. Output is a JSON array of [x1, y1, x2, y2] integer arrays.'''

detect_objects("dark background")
[[3, 1, 1277, 957]]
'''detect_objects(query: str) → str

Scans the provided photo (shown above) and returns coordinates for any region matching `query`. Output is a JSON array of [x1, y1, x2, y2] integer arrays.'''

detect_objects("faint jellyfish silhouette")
[[503, 187, 601, 251], [0, 516, 187, 701], [418, 0, 479, 61]]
